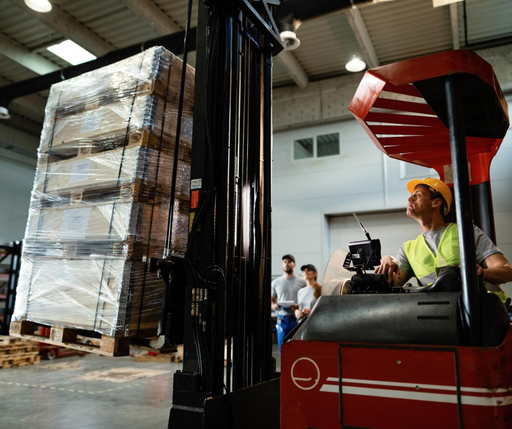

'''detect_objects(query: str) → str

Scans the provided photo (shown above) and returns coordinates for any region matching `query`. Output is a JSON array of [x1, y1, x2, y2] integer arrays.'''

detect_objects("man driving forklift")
[[375, 177, 512, 301]]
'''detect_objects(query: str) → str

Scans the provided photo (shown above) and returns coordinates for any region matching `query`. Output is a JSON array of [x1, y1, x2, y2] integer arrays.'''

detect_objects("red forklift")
[[280, 50, 512, 428]]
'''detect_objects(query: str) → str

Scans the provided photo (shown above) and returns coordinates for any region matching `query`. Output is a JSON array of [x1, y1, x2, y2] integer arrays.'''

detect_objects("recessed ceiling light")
[[47, 40, 97, 66], [24, 0, 52, 13], [346, 56, 366, 73]]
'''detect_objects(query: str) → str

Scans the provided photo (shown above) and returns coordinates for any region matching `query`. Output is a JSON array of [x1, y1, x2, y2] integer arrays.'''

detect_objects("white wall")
[[0, 123, 38, 242]]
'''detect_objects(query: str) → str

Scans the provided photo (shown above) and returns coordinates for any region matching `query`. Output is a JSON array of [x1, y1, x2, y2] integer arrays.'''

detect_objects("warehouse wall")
[[0, 123, 38, 242], [271, 99, 512, 296]]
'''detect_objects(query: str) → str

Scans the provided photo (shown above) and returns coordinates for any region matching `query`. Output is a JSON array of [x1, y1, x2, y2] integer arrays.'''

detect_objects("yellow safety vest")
[[404, 223, 459, 286], [403, 223, 508, 303]]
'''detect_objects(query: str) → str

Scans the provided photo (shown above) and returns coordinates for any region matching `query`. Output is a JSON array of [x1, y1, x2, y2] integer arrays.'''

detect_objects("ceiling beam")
[[119, 0, 182, 34], [9, 0, 113, 56], [450, 3, 460, 49], [0, 33, 60, 75], [344, 6, 379, 68], [0, 77, 47, 113], [274, 50, 309, 89], [119, 0, 196, 70]]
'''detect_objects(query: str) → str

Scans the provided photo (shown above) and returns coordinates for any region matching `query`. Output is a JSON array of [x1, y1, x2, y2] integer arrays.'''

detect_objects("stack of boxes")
[[11, 47, 194, 353]]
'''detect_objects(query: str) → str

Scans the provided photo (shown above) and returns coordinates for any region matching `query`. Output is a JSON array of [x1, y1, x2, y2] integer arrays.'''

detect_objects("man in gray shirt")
[[271, 254, 306, 352], [375, 178, 512, 301]]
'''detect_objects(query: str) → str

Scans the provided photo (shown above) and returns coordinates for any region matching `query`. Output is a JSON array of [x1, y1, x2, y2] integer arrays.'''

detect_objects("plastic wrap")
[[12, 46, 194, 341], [14, 257, 163, 337]]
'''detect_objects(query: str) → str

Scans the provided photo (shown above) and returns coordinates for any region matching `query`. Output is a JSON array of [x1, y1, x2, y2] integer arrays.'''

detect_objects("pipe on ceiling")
[[274, 0, 374, 24]]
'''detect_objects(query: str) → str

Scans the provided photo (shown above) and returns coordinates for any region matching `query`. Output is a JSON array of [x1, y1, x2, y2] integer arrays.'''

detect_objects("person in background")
[[295, 264, 322, 321], [375, 178, 512, 301], [271, 254, 306, 353]]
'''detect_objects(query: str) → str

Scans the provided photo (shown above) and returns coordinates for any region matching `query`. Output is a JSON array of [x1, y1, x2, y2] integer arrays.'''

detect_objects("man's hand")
[[295, 309, 303, 319], [476, 264, 485, 280], [375, 255, 400, 284], [271, 302, 279, 312]]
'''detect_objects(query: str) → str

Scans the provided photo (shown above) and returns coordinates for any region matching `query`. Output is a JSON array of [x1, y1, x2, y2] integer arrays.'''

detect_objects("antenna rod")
[[353, 213, 371, 240]]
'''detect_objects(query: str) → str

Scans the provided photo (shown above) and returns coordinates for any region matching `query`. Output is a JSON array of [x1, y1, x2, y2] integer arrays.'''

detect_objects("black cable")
[[164, 0, 194, 257]]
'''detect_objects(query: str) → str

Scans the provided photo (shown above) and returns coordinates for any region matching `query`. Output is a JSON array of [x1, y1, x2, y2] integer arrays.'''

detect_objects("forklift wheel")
[[47, 349, 56, 360]]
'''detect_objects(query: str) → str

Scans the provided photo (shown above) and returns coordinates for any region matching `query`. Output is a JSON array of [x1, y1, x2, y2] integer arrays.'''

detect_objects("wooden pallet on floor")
[[133, 344, 183, 363], [9, 321, 130, 357], [0, 352, 40, 369], [0, 340, 38, 356], [0, 336, 40, 368]]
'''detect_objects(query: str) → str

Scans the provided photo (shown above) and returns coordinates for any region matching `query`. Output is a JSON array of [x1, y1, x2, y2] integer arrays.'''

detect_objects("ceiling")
[[0, 0, 511, 139]]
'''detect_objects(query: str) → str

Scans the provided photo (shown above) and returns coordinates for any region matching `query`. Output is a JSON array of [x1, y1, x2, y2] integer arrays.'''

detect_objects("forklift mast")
[[168, 1, 283, 428]]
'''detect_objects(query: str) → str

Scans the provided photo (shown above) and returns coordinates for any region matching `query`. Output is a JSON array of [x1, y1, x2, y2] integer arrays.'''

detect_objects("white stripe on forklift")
[[324, 377, 512, 394], [319, 385, 512, 406]]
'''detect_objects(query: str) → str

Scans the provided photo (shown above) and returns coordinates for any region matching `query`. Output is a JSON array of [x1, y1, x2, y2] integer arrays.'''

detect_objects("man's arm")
[[374, 255, 409, 286], [271, 280, 279, 311], [271, 295, 279, 312], [479, 253, 512, 284]]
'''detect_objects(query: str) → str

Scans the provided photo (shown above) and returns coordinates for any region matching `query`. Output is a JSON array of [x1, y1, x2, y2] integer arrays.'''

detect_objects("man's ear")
[[432, 198, 441, 208]]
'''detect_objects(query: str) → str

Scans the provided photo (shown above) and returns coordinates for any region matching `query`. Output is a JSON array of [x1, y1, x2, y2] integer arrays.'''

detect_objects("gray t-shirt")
[[297, 286, 318, 311], [271, 275, 306, 316], [396, 224, 502, 285]]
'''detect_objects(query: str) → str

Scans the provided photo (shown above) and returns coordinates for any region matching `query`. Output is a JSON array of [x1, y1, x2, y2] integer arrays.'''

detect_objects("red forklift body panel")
[[281, 330, 512, 429]]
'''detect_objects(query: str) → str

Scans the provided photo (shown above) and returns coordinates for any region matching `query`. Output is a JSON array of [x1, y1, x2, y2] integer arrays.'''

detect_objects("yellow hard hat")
[[407, 177, 452, 215]]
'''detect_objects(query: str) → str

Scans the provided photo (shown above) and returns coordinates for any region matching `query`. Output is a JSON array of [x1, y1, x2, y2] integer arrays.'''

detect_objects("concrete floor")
[[0, 345, 281, 429]]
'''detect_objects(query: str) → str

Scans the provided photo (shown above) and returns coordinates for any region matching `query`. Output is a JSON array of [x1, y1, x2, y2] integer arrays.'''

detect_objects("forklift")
[[280, 50, 512, 428]]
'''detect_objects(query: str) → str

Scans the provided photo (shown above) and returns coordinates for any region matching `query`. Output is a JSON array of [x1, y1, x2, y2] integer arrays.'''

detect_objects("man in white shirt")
[[271, 254, 306, 352]]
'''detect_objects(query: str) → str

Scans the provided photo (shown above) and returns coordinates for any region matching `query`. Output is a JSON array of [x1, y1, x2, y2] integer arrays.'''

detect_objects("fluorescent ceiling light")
[[345, 56, 366, 73], [47, 40, 97, 65], [433, 0, 463, 7], [24, 0, 52, 13]]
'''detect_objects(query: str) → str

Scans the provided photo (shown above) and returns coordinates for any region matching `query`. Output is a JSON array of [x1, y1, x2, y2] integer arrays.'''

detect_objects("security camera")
[[279, 31, 301, 51]]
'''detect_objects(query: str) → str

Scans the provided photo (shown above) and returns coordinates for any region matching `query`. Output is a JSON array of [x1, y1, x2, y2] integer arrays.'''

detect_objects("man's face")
[[407, 185, 439, 218], [282, 258, 295, 274]]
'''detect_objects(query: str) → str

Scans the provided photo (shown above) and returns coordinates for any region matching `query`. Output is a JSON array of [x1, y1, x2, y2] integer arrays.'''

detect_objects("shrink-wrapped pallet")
[[11, 47, 194, 354]]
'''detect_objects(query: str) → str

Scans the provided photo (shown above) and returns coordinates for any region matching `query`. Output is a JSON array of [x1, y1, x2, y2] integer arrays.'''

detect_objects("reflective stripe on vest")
[[403, 223, 460, 286]]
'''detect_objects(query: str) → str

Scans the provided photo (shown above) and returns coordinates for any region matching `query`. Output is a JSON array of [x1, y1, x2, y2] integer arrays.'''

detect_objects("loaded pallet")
[[10, 46, 194, 356], [10, 321, 128, 357]]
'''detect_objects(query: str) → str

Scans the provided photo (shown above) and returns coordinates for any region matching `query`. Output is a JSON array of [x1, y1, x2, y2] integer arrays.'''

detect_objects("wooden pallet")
[[9, 321, 131, 357], [40, 103, 193, 164], [38, 128, 190, 165], [36, 144, 176, 195], [0, 336, 40, 368], [0, 341, 38, 355], [133, 353, 175, 363], [32, 180, 169, 210], [0, 353, 40, 369]]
